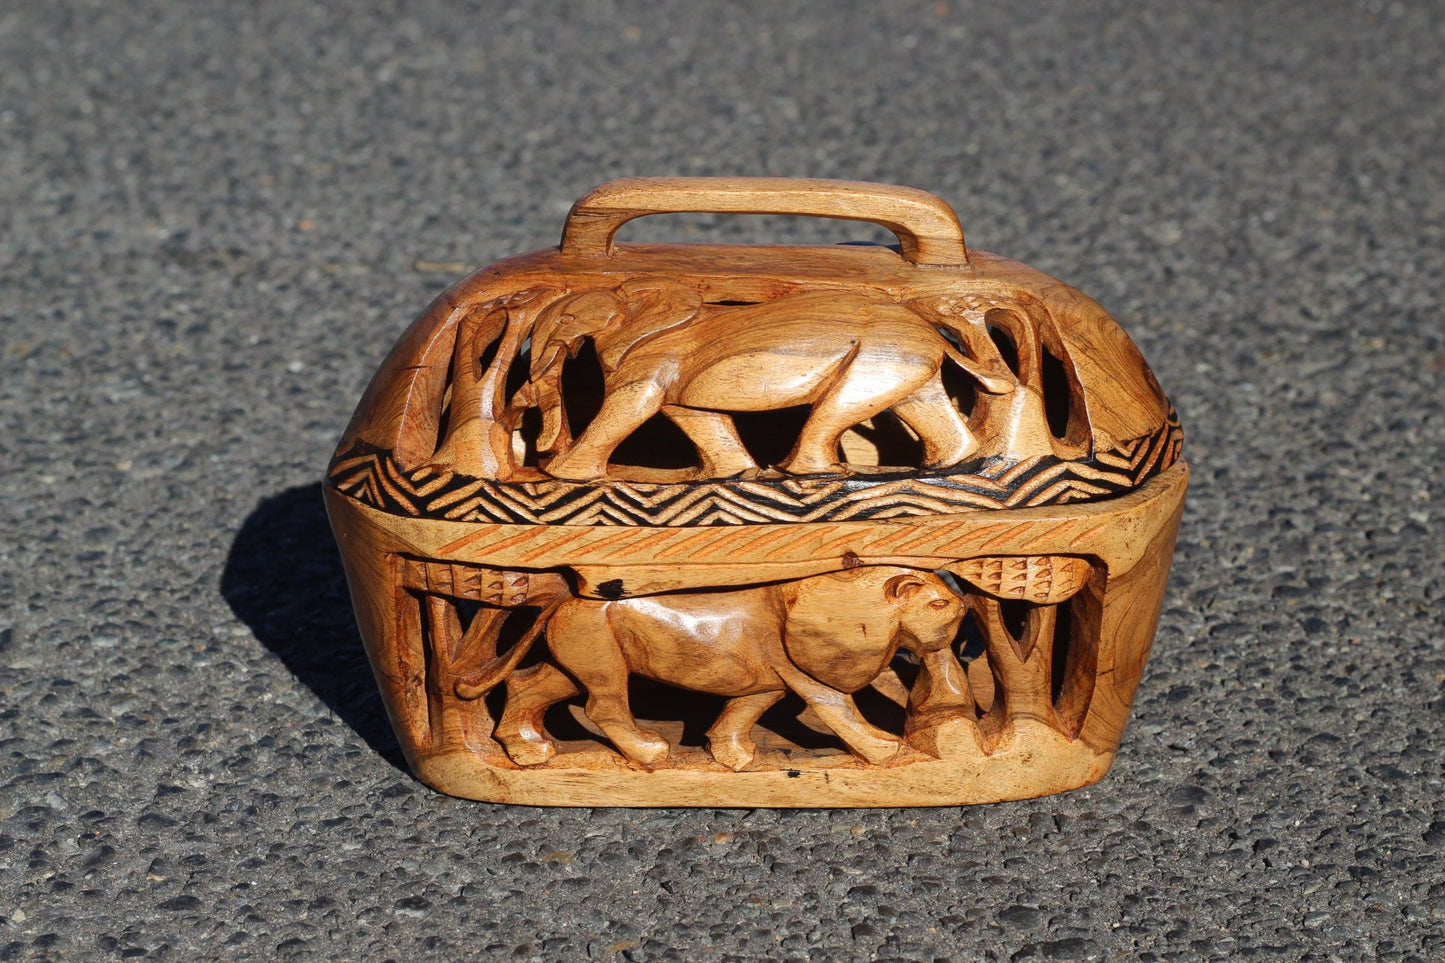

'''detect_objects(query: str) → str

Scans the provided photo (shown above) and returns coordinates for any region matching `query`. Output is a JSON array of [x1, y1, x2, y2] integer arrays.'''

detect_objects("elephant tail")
[[453, 595, 568, 700]]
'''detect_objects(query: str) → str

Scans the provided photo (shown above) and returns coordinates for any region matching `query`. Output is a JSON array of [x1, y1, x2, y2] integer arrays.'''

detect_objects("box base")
[[328, 463, 1188, 808], [413, 718, 1116, 808]]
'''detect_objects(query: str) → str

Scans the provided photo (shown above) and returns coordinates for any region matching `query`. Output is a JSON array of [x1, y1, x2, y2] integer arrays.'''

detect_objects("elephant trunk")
[[903, 298, 1017, 395], [529, 342, 572, 455], [525, 290, 626, 457]]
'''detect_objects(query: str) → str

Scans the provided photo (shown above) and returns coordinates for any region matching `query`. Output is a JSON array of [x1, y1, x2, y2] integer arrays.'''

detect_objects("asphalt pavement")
[[1, 1, 1442, 960]]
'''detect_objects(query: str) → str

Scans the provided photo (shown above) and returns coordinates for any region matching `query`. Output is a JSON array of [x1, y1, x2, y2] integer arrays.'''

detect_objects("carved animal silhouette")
[[495, 566, 971, 770], [526, 281, 1014, 480], [906, 292, 1067, 462]]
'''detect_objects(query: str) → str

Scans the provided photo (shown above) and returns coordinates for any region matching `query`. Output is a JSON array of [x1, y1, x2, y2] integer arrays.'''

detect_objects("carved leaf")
[[950, 555, 1091, 605]]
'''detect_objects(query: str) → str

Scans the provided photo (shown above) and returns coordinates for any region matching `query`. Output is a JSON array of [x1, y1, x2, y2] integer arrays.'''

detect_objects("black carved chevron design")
[[329, 413, 1182, 527]]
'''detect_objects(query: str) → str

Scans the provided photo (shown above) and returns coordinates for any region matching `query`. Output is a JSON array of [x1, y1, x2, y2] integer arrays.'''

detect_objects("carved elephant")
[[495, 566, 971, 770], [906, 290, 1068, 462], [522, 279, 1014, 480]]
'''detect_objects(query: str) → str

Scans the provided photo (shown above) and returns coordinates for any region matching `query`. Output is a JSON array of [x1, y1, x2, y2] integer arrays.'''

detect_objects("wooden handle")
[[560, 177, 970, 267]]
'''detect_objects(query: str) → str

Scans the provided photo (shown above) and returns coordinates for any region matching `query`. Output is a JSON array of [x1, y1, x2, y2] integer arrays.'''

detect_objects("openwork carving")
[[326, 178, 1187, 806], [392, 557, 1105, 767]]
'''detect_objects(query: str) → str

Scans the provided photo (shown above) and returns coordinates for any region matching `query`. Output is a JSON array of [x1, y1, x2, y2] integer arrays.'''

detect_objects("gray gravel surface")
[[2, 1, 1443, 960]]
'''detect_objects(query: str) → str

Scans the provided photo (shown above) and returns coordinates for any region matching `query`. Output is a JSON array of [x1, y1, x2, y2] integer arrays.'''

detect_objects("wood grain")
[[326, 178, 1187, 806], [559, 176, 970, 267]]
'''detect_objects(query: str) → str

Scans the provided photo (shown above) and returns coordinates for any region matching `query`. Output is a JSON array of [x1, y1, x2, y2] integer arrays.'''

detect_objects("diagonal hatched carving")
[[328, 410, 1183, 527]]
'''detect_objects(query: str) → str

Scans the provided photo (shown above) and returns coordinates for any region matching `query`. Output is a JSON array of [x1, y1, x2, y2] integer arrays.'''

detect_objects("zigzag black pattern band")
[[328, 411, 1182, 528]]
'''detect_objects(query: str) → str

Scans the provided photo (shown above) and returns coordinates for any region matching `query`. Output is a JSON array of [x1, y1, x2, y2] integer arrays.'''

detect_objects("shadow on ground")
[[221, 483, 407, 772]]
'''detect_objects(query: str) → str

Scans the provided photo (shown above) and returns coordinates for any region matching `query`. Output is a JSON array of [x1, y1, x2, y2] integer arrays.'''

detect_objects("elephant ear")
[[779, 568, 908, 694], [596, 277, 703, 371]]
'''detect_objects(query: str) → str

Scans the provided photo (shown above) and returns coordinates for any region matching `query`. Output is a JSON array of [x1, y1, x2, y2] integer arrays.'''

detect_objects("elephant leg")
[[495, 663, 579, 766], [782, 354, 907, 475], [662, 405, 758, 478], [706, 690, 784, 771], [545, 379, 668, 480], [546, 603, 670, 766], [892, 371, 978, 469], [771, 658, 903, 766]]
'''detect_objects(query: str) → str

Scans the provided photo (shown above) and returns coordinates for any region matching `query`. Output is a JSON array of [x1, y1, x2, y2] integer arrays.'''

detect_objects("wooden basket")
[[326, 178, 1187, 806]]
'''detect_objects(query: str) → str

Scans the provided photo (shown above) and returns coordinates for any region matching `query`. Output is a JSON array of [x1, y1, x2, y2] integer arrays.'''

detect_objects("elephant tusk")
[[940, 342, 1014, 394]]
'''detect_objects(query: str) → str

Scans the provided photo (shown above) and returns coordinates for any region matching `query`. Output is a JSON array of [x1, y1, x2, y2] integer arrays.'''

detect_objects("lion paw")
[[708, 735, 757, 772], [604, 725, 671, 767], [851, 734, 905, 766], [500, 734, 557, 767]]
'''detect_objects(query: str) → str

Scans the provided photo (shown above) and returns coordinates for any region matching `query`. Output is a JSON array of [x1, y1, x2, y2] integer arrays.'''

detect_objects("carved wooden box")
[[325, 178, 1187, 806]]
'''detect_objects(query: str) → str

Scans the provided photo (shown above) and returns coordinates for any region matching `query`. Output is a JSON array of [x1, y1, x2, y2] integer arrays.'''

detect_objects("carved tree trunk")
[[431, 303, 517, 478], [903, 645, 985, 758], [421, 594, 501, 753], [973, 596, 1062, 747]]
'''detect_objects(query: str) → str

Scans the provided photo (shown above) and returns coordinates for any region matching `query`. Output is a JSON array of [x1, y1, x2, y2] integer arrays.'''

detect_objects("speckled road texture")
[[2, 1, 1442, 960]]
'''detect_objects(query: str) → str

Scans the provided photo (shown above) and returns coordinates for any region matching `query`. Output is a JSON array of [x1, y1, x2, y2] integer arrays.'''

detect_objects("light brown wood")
[[327, 177, 1187, 807], [559, 176, 971, 266]]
